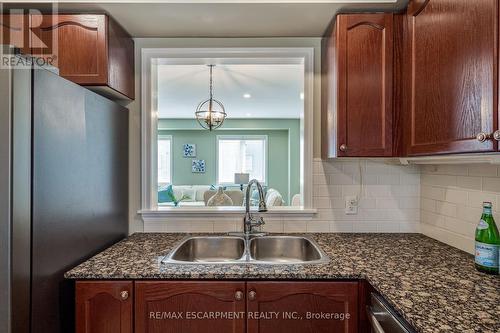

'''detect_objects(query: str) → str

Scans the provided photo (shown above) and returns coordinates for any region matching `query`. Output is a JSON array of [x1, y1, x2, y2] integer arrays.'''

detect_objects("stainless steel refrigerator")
[[0, 57, 129, 333]]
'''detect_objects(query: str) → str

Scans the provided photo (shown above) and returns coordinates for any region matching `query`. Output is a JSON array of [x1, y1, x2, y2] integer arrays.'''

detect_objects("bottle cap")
[[483, 202, 492, 208]]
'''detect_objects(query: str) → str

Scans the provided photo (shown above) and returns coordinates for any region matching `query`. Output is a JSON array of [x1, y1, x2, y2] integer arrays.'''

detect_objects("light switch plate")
[[345, 196, 358, 215]]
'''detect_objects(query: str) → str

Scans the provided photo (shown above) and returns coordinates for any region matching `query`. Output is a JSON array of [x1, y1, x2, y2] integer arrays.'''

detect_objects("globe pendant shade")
[[195, 98, 226, 131]]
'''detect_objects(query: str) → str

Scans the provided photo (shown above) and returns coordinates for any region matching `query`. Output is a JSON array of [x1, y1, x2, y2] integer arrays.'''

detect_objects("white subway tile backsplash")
[[421, 185, 446, 201], [482, 177, 500, 192], [341, 185, 362, 197], [468, 164, 498, 177], [467, 191, 497, 208], [306, 221, 330, 233], [329, 222, 354, 233], [262, 219, 284, 233], [421, 164, 500, 254], [435, 201, 457, 218], [421, 198, 436, 212], [190, 221, 215, 233], [365, 185, 392, 197], [354, 222, 378, 233], [359, 197, 377, 209], [377, 174, 400, 185], [213, 221, 238, 232], [330, 173, 359, 185], [313, 197, 331, 209], [145, 159, 420, 237], [445, 189, 468, 205], [284, 221, 307, 233], [457, 176, 482, 191], [313, 174, 329, 185], [376, 198, 400, 209], [399, 197, 420, 209]]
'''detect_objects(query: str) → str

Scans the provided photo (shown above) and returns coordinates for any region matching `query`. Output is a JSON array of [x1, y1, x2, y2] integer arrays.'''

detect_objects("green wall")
[[158, 119, 300, 204]]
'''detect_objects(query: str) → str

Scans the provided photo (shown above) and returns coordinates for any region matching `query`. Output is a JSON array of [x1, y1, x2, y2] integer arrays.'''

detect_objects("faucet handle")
[[258, 217, 265, 225]]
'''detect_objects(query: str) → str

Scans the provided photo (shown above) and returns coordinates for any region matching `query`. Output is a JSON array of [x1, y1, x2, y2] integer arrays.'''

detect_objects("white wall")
[[420, 164, 500, 254]]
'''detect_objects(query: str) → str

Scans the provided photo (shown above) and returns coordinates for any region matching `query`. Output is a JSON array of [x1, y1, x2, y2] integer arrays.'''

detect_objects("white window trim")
[[157, 134, 172, 185], [216, 134, 268, 186], [139, 47, 315, 217]]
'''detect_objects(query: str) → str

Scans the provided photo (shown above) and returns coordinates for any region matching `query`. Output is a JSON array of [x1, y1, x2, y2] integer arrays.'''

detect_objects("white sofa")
[[170, 185, 212, 206]]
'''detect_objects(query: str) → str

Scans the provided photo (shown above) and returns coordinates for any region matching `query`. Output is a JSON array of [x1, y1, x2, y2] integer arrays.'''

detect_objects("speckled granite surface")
[[65, 233, 500, 333]]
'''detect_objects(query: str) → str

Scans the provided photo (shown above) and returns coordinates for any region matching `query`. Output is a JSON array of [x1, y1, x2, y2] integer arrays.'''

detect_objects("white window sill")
[[138, 206, 317, 220]]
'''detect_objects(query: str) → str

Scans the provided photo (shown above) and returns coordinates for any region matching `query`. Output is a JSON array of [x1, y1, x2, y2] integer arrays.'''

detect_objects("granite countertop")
[[65, 233, 500, 333]]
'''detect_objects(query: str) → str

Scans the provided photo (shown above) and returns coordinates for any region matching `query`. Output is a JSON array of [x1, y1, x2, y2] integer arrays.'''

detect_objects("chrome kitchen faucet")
[[243, 179, 267, 236]]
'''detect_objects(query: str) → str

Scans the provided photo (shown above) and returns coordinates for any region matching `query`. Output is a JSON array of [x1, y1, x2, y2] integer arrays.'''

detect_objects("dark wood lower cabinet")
[[135, 281, 246, 333], [75, 281, 133, 333], [76, 280, 359, 333], [246, 282, 358, 333]]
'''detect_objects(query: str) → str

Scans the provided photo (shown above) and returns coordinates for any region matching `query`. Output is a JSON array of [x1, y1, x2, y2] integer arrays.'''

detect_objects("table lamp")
[[234, 173, 250, 191]]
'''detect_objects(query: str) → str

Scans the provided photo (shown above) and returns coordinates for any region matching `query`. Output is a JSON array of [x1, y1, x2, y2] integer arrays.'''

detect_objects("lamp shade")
[[234, 173, 250, 184]]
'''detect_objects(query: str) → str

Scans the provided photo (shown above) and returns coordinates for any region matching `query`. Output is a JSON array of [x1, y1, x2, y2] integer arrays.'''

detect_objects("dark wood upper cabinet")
[[76, 281, 133, 333], [135, 281, 246, 333], [404, 0, 499, 155], [246, 282, 358, 333], [322, 13, 394, 158], [0, 14, 30, 54], [30, 14, 134, 100]]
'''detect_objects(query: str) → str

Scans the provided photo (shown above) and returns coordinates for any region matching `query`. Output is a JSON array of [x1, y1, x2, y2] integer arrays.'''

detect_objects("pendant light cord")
[[209, 64, 214, 100]]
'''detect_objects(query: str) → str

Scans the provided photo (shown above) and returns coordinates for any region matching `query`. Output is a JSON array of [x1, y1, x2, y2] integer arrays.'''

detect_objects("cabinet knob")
[[234, 290, 244, 301], [120, 291, 129, 300], [248, 290, 257, 301], [339, 144, 347, 152], [476, 132, 491, 142], [493, 130, 500, 141]]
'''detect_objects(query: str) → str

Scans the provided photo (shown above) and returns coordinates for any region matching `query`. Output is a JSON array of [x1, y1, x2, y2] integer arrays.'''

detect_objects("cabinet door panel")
[[337, 14, 393, 157], [247, 282, 358, 333], [406, 0, 498, 155], [135, 281, 246, 333], [76, 281, 132, 333], [30, 14, 107, 84]]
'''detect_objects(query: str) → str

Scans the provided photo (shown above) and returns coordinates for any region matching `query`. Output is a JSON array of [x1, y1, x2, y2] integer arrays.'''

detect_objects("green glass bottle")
[[475, 202, 499, 275]]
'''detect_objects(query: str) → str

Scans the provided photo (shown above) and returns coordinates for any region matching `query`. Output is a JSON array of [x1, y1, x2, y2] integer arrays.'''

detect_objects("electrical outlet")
[[345, 196, 358, 215]]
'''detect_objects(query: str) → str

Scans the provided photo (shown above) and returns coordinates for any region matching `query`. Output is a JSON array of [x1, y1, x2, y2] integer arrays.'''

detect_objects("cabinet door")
[[247, 282, 358, 333], [30, 14, 107, 84], [76, 281, 133, 333], [337, 14, 393, 157], [405, 0, 499, 155], [135, 281, 246, 333]]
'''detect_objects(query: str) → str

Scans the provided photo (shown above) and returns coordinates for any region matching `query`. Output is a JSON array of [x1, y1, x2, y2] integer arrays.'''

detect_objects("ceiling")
[[157, 63, 304, 119], [3, 1, 408, 37]]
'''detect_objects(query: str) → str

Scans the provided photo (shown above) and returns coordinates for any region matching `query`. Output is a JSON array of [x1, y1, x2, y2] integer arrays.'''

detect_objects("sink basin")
[[162, 235, 329, 265], [163, 236, 246, 264], [248, 236, 328, 264]]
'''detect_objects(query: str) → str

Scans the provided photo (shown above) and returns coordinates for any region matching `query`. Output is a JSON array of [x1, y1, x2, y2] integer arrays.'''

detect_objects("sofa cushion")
[[265, 188, 284, 207], [158, 185, 174, 203], [193, 185, 211, 202]]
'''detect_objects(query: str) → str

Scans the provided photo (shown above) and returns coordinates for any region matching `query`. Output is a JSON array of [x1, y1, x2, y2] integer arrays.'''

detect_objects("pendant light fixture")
[[195, 64, 227, 131]]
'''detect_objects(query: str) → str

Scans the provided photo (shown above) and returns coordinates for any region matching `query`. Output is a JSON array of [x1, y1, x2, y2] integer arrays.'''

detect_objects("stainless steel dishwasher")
[[367, 293, 415, 333]]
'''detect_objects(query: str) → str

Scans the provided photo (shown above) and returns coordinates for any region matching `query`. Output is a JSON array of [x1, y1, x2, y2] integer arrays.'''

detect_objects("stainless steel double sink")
[[162, 235, 329, 265]]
